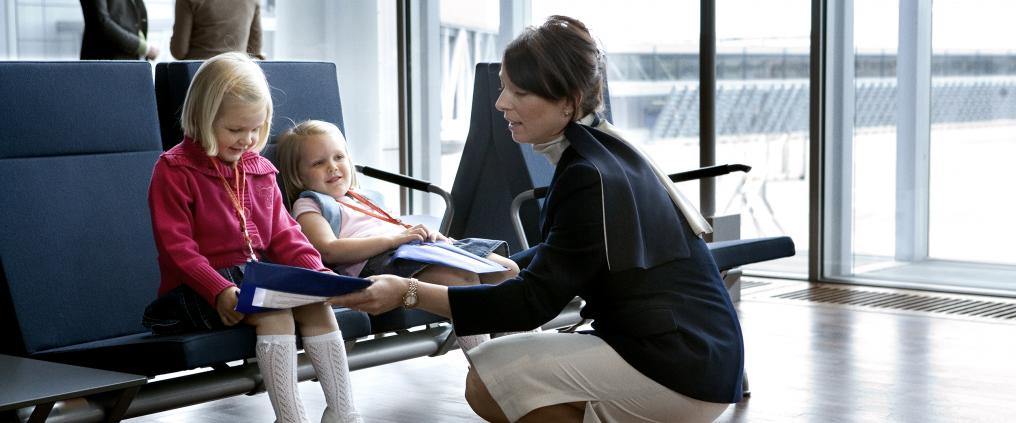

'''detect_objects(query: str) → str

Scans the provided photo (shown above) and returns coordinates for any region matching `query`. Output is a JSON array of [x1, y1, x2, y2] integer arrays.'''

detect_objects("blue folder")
[[236, 261, 371, 313], [391, 241, 508, 274]]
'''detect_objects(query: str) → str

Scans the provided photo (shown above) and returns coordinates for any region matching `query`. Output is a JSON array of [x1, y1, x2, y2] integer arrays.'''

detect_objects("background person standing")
[[170, 0, 263, 60], [79, 0, 158, 60]]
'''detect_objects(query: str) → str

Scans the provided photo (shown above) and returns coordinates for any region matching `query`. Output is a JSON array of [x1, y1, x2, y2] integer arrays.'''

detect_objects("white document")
[[251, 287, 330, 309]]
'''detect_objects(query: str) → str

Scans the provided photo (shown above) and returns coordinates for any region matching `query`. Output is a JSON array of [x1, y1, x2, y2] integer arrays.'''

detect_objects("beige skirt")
[[467, 331, 730, 423]]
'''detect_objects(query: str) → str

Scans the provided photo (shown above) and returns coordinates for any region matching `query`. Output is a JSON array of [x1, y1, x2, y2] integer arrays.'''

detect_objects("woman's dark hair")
[[503, 15, 605, 118]]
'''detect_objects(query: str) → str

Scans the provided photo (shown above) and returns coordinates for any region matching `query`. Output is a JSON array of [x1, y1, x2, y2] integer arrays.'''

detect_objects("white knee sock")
[[256, 335, 310, 423], [456, 334, 490, 353], [303, 331, 361, 423]]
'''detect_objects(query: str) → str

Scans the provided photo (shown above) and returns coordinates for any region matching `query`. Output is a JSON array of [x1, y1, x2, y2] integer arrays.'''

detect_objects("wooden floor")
[[129, 281, 1016, 422]]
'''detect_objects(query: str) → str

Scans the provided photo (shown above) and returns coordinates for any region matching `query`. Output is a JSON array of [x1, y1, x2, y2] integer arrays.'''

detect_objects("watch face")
[[404, 293, 418, 308]]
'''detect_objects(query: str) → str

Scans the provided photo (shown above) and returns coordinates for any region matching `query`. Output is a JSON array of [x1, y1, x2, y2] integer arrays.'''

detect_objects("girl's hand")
[[411, 224, 446, 243], [329, 275, 409, 315], [433, 231, 451, 244], [215, 286, 245, 326], [388, 225, 428, 247]]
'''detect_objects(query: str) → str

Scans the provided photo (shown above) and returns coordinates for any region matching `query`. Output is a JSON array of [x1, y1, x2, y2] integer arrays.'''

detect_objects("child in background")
[[276, 120, 520, 352], [142, 53, 360, 423]]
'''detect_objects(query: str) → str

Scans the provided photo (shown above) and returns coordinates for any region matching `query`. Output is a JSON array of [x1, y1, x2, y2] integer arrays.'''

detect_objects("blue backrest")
[[448, 63, 612, 251], [0, 61, 163, 355], [155, 61, 346, 155], [155, 61, 346, 205]]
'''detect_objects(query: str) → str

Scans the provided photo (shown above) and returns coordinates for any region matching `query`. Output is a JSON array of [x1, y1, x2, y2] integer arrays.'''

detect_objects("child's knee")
[[418, 266, 480, 286], [246, 309, 296, 334], [480, 255, 519, 284], [501, 258, 520, 278], [293, 302, 339, 327], [490, 254, 519, 275]]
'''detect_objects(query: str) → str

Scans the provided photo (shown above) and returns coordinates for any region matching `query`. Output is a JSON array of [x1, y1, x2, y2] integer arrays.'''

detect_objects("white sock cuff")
[[257, 334, 297, 345], [302, 330, 342, 345]]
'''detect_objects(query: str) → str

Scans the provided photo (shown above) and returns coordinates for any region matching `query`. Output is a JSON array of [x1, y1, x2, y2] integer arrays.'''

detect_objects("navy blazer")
[[449, 125, 745, 404]]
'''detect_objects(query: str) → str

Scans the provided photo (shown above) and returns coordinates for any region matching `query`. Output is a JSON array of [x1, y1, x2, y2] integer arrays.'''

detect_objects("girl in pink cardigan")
[[142, 52, 360, 423]]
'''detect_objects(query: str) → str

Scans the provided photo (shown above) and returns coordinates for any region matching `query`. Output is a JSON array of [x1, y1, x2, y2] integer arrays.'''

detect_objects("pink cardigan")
[[149, 139, 328, 305]]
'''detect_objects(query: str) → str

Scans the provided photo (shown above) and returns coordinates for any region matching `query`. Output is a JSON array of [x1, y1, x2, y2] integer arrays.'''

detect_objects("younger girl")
[[276, 120, 520, 352], [143, 53, 360, 423]]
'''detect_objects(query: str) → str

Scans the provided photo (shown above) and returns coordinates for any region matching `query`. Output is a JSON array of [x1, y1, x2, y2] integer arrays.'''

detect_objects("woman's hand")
[[215, 286, 245, 326], [329, 275, 410, 315]]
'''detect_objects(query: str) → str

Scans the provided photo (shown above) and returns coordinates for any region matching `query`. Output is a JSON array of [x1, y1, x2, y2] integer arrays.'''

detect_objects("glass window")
[[716, 0, 811, 277], [824, 0, 1016, 295], [420, 0, 704, 230], [529, 0, 701, 170], [928, 0, 1016, 267], [432, 0, 501, 191]]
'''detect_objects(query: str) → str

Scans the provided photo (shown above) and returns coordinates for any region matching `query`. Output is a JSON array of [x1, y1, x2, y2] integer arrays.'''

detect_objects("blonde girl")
[[143, 53, 360, 423], [276, 120, 519, 352]]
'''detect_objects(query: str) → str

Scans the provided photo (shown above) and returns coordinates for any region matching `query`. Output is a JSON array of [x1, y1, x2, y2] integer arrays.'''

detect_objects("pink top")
[[149, 138, 329, 305], [293, 195, 404, 276]]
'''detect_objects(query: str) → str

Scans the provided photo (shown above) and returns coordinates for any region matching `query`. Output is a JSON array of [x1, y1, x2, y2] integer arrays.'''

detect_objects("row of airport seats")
[[0, 60, 575, 422], [0, 59, 793, 421]]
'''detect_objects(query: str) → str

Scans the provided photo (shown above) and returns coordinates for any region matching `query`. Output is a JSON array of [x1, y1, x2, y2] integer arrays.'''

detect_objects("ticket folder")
[[236, 261, 371, 313], [391, 241, 508, 274]]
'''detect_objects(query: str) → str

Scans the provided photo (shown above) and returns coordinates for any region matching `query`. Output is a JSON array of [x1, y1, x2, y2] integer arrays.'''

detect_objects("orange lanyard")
[[343, 190, 412, 229], [212, 157, 258, 261]]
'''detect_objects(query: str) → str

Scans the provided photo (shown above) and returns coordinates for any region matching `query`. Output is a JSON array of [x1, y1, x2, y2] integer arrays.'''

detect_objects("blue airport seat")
[[0, 61, 373, 378]]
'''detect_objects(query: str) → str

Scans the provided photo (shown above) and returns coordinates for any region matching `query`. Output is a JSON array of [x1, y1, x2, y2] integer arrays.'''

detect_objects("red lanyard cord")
[[343, 190, 412, 229], [211, 157, 258, 261]]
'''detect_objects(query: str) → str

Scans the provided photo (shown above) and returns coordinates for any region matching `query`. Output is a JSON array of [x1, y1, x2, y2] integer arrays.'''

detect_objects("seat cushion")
[[368, 309, 447, 334], [32, 308, 371, 376], [707, 236, 796, 271]]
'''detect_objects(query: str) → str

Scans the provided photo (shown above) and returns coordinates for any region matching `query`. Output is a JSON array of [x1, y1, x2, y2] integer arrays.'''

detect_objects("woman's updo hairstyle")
[[503, 15, 605, 119]]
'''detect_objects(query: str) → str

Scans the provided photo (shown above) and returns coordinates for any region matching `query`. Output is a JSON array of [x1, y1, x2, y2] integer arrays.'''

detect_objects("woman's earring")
[[563, 109, 572, 117]]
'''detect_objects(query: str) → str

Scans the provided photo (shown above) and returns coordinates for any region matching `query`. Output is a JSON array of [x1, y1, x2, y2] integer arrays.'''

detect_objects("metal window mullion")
[[2, 0, 15, 58], [894, 0, 932, 262], [700, 0, 716, 219], [407, 0, 443, 218], [818, 0, 855, 279], [497, 0, 530, 56], [396, 0, 412, 213]]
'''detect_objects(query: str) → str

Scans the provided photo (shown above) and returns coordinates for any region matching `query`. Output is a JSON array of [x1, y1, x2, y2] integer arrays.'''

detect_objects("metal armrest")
[[669, 164, 751, 183], [355, 165, 454, 233], [510, 163, 752, 249]]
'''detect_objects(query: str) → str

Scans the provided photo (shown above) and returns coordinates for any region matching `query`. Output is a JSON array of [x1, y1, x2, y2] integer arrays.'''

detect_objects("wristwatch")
[[402, 278, 419, 309]]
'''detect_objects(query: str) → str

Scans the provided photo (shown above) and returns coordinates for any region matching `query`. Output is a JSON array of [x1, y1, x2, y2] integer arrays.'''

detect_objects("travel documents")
[[392, 241, 508, 274], [235, 261, 371, 313]]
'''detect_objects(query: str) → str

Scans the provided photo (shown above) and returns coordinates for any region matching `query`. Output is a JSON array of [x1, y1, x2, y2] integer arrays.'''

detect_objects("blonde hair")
[[276, 120, 358, 206], [180, 52, 273, 156]]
